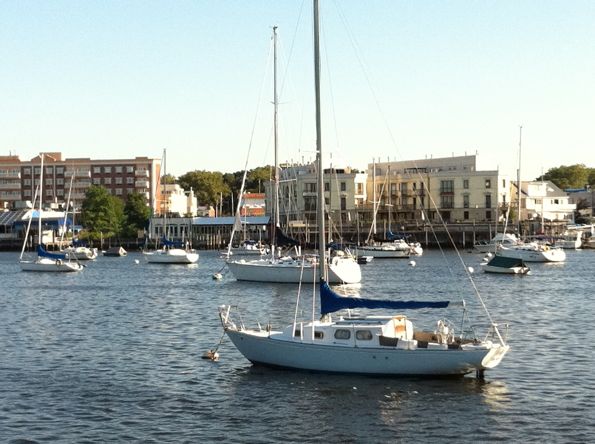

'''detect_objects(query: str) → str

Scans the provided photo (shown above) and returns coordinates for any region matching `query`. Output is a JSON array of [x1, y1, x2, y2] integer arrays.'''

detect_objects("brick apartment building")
[[0, 152, 161, 212]]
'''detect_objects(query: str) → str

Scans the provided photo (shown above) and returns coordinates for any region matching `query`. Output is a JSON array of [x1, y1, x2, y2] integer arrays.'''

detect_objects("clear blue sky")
[[2, 1, 594, 182]]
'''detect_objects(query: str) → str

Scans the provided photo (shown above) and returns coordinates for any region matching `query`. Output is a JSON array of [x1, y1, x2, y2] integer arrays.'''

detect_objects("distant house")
[[518, 181, 576, 222]]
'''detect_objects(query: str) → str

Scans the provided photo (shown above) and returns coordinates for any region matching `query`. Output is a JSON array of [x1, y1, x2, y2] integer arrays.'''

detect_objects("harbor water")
[[1, 249, 594, 442]]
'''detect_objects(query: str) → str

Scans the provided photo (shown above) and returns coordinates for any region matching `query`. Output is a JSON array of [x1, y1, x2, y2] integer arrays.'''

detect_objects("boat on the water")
[[497, 242, 566, 262], [219, 2, 509, 378], [482, 255, 530, 274], [19, 154, 84, 273], [103, 246, 127, 257]]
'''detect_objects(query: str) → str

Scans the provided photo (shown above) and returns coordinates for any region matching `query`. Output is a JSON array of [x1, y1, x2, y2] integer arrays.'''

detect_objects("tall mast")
[[273, 26, 280, 229], [313, 0, 326, 282], [372, 158, 376, 236], [517, 126, 522, 236], [38, 153, 44, 245]]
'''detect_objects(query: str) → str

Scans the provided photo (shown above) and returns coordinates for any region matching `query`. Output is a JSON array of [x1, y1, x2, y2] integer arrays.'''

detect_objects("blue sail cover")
[[162, 237, 185, 248], [37, 244, 66, 260], [320, 281, 450, 315]]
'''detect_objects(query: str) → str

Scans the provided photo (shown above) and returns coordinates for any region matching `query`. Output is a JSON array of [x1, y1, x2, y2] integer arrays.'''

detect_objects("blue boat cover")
[[162, 237, 185, 248], [320, 281, 450, 315], [37, 244, 66, 260]]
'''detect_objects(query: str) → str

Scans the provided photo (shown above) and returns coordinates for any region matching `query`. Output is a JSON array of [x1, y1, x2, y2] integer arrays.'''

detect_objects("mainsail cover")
[[161, 237, 184, 248], [320, 281, 450, 315], [37, 244, 66, 260], [273, 224, 300, 247]]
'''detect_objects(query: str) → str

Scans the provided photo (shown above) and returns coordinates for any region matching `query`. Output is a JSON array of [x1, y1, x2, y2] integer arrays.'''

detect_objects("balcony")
[[65, 169, 91, 178], [0, 182, 21, 189], [73, 181, 91, 188], [135, 170, 149, 177], [0, 170, 21, 179], [135, 180, 150, 188]]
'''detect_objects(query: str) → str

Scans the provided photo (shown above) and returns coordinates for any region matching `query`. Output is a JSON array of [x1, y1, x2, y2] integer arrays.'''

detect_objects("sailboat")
[[495, 127, 565, 263], [218, 1, 509, 376], [144, 149, 199, 264], [20, 154, 84, 272], [59, 170, 98, 260], [225, 26, 361, 284]]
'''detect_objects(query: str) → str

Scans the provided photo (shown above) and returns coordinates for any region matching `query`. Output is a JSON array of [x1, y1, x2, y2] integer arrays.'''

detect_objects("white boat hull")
[[225, 329, 508, 376], [226, 256, 361, 284], [64, 247, 98, 260], [356, 247, 410, 258], [144, 249, 199, 264], [20, 258, 84, 272], [497, 246, 566, 262], [482, 264, 530, 274]]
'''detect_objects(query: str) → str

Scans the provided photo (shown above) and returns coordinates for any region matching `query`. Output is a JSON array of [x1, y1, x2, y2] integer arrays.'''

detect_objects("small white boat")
[[555, 231, 582, 249], [497, 243, 566, 262], [63, 246, 98, 260], [21, 245, 84, 272], [103, 246, 127, 257], [227, 251, 361, 284], [224, 240, 268, 257], [474, 233, 520, 254], [482, 255, 530, 274], [357, 240, 410, 258], [144, 246, 199, 264]]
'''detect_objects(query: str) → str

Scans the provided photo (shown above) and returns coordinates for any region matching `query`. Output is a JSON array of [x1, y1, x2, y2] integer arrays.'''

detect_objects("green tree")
[[541, 164, 590, 190], [80, 186, 125, 241], [123, 192, 151, 238], [178, 170, 231, 209], [588, 169, 595, 186], [161, 173, 177, 184]]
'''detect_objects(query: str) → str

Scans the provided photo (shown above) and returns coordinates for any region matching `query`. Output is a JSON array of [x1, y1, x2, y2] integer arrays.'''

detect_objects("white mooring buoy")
[[408, 260, 416, 267], [467, 266, 475, 274], [212, 273, 223, 280], [134, 259, 140, 264]]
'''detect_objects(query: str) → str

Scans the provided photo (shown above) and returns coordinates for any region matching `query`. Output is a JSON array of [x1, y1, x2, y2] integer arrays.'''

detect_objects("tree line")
[[539, 164, 595, 190]]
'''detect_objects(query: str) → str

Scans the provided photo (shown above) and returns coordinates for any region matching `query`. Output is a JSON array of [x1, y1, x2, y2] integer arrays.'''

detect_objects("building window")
[[115, 177, 123, 184], [56, 178, 64, 185], [440, 195, 454, 209], [340, 182, 346, 192], [356, 183, 363, 195], [34, 168, 41, 175], [24, 179, 31, 186], [485, 179, 491, 189], [56, 167, 64, 174], [463, 179, 469, 189], [485, 194, 492, 208], [24, 189, 31, 196], [440, 180, 454, 193], [104, 166, 112, 173], [486, 210, 492, 220], [45, 179, 53, 185], [304, 182, 316, 193], [340, 197, 346, 211], [46, 189, 53, 196], [115, 188, 123, 195], [464, 211, 469, 220], [56, 189, 64, 196], [126, 166, 134, 173], [304, 196, 316, 212], [115, 166, 123, 173], [23, 168, 31, 175], [45, 167, 53, 174], [93, 166, 101, 174], [324, 182, 329, 192], [104, 178, 111, 185], [463, 194, 469, 209], [127, 177, 134, 184], [93, 178, 101, 185]]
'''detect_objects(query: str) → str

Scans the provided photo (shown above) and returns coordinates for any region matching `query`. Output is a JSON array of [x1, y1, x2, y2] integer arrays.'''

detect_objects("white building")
[[160, 184, 198, 217], [518, 181, 576, 223]]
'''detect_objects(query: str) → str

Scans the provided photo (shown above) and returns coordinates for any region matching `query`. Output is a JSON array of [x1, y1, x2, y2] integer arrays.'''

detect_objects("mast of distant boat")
[[517, 125, 522, 237], [272, 25, 280, 260], [38, 154, 44, 249]]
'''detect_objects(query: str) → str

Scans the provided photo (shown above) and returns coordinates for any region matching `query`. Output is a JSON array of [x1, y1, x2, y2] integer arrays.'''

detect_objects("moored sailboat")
[[219, 1, 509, 377]]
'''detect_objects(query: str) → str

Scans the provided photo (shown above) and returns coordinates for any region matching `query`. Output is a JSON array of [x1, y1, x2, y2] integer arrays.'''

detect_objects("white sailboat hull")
[[64, 247, 98, 260], [497, 245, 566, 262], [225, 329, 508, 376], [482, 264, 530, 274], [20, 258, 84, 272], [144, 249, 199, 264], [356, 246, 410, 258], [226, 256, 361, 284]]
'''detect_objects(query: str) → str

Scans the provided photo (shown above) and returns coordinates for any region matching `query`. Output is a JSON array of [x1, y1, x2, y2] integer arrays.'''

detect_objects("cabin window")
[[334, 329, 351, 340], [314, 331, 324, 339], [356, 330, 373, 341]]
